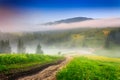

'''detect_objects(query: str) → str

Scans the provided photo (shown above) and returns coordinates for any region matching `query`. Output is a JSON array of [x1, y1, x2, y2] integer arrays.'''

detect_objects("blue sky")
[[0, 0, 120, 32], [0, 0, 120, 9], [0, 0, 120, 23]]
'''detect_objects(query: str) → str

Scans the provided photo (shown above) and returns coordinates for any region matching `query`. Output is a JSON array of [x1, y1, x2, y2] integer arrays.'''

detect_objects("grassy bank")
[[0, 54, 63, 73], [57, 56, 120, 80]]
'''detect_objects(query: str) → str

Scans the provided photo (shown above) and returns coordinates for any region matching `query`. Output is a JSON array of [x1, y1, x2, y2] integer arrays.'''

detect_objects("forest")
[[0, 27, 120, 54]]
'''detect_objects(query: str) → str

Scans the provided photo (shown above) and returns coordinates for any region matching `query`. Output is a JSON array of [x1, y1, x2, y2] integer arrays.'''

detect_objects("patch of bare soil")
[[17, 56, 72, 80]]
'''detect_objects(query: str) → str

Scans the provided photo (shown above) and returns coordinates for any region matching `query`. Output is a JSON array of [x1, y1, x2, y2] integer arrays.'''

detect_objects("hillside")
[[0, 27, 120, 54]]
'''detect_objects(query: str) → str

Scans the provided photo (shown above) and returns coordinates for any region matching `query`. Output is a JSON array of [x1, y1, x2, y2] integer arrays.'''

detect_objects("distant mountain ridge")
[[43, 17, 93, 25]]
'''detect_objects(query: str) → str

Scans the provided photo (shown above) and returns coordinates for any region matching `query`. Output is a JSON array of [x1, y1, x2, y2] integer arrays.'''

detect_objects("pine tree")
[[17, 39, 26, 53], [0, 40, 11, 53], [0, 40, 4, 53], [5, 40, 11, 53], [1, 40, 5, 53], [36, 43, 43, 54]]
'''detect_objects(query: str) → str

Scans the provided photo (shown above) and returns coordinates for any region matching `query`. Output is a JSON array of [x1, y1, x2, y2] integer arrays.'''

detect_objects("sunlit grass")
[[0, 54, 63, 73], [57, 56, 120, 80], [85, 55, 120, 62]]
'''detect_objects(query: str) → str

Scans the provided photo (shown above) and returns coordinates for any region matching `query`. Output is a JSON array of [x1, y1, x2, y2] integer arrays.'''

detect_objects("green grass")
[[57, 56, 120, 80], [0, 54, 63, 73]]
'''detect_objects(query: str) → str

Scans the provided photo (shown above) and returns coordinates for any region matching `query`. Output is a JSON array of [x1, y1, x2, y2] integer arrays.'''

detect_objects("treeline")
[[0, 40, 11, 53], [32, 28, 120, 48], [0, 27, 120, 52], [0, 39, 43, 54]]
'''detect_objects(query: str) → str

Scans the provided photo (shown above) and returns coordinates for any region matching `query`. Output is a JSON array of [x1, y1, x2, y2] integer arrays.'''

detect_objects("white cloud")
[[0, 18, 120, 32], [43, 18, 120, 30]]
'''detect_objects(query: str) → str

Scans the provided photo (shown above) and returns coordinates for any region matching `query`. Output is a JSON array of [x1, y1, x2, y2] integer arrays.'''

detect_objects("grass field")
[[57, 55, 120, 80], [0, 54, 63, 73]]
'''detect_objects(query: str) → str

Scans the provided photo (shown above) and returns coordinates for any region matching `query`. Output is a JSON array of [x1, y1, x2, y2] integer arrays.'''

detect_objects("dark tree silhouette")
[[0, 40, 11, 53], [17, 39, 26, 53], [36, 43, 43, 54], [104, 36, 110, 48]]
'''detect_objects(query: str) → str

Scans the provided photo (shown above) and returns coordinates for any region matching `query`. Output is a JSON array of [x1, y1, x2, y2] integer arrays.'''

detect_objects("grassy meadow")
[[57, 56, 120, 80], [0, 54, 63, 73]]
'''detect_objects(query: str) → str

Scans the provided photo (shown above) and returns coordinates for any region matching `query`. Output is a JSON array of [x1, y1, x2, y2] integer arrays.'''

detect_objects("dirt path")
[[17, 56, 72, 80]]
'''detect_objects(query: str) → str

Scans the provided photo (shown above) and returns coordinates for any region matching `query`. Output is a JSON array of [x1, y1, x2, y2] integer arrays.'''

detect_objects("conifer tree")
[[17, 39, 26, 53], [0, 40, 11, 53], [36, 43, 43, 54]]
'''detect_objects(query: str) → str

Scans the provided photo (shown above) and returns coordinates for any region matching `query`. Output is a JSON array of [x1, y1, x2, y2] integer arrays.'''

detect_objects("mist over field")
[[0, 24, 120, 57]]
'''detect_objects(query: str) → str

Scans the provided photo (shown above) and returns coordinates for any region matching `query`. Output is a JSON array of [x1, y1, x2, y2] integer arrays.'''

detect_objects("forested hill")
[[0, 27, 120, 49]]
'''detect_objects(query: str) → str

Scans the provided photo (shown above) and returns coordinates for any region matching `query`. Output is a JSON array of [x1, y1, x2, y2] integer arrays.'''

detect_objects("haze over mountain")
[[43, 17, 93, 25], [39, 17, 120, 31], [0, 17, 120, 32]]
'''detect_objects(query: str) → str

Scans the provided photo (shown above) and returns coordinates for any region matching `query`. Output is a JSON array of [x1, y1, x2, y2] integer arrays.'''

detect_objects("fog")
[[0, 26, 120, 58], [0, 18, 120, 32], [41, 18, 120, 31], [11, 44, 93, 55]]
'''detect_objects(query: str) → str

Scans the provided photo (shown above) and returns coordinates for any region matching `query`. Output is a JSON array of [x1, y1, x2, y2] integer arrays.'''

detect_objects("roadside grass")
[[57, 56, 120, 80], [0, 54, 63, 73]]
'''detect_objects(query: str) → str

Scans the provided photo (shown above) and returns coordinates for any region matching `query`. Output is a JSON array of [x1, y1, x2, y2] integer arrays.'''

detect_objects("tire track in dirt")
[[17, 56, 72, 80]]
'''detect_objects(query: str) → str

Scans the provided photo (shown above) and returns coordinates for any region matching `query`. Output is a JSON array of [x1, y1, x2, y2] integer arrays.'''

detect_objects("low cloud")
[[44, 18, 120, 30], [0, 18, 120, 32]]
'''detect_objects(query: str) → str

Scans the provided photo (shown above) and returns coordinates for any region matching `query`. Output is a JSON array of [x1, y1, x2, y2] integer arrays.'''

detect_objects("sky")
[[0, 0, 120, 8], [0, 0, 120, 32]]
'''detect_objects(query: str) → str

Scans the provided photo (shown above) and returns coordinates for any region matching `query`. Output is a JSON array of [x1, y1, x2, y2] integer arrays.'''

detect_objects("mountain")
[[43, 17, 93, 25], [40, 18, 120, 31]]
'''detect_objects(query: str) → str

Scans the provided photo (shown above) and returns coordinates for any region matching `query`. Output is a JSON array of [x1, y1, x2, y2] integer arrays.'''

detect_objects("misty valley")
[[0, 0, 120, 79], [0, 27, 120, 56], [0, 26, 120, 80]]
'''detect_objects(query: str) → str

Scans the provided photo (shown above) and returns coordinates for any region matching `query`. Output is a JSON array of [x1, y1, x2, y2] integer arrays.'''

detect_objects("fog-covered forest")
[[0, 27, 120, 56]]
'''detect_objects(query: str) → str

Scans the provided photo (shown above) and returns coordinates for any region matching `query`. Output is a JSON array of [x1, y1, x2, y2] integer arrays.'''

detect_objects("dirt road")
[[17, 56, 72, 80]]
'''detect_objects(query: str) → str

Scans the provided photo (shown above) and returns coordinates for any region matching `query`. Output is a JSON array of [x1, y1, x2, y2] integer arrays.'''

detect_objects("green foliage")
[[57, 57, 120, 80], [0, 54, 63, 72]]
